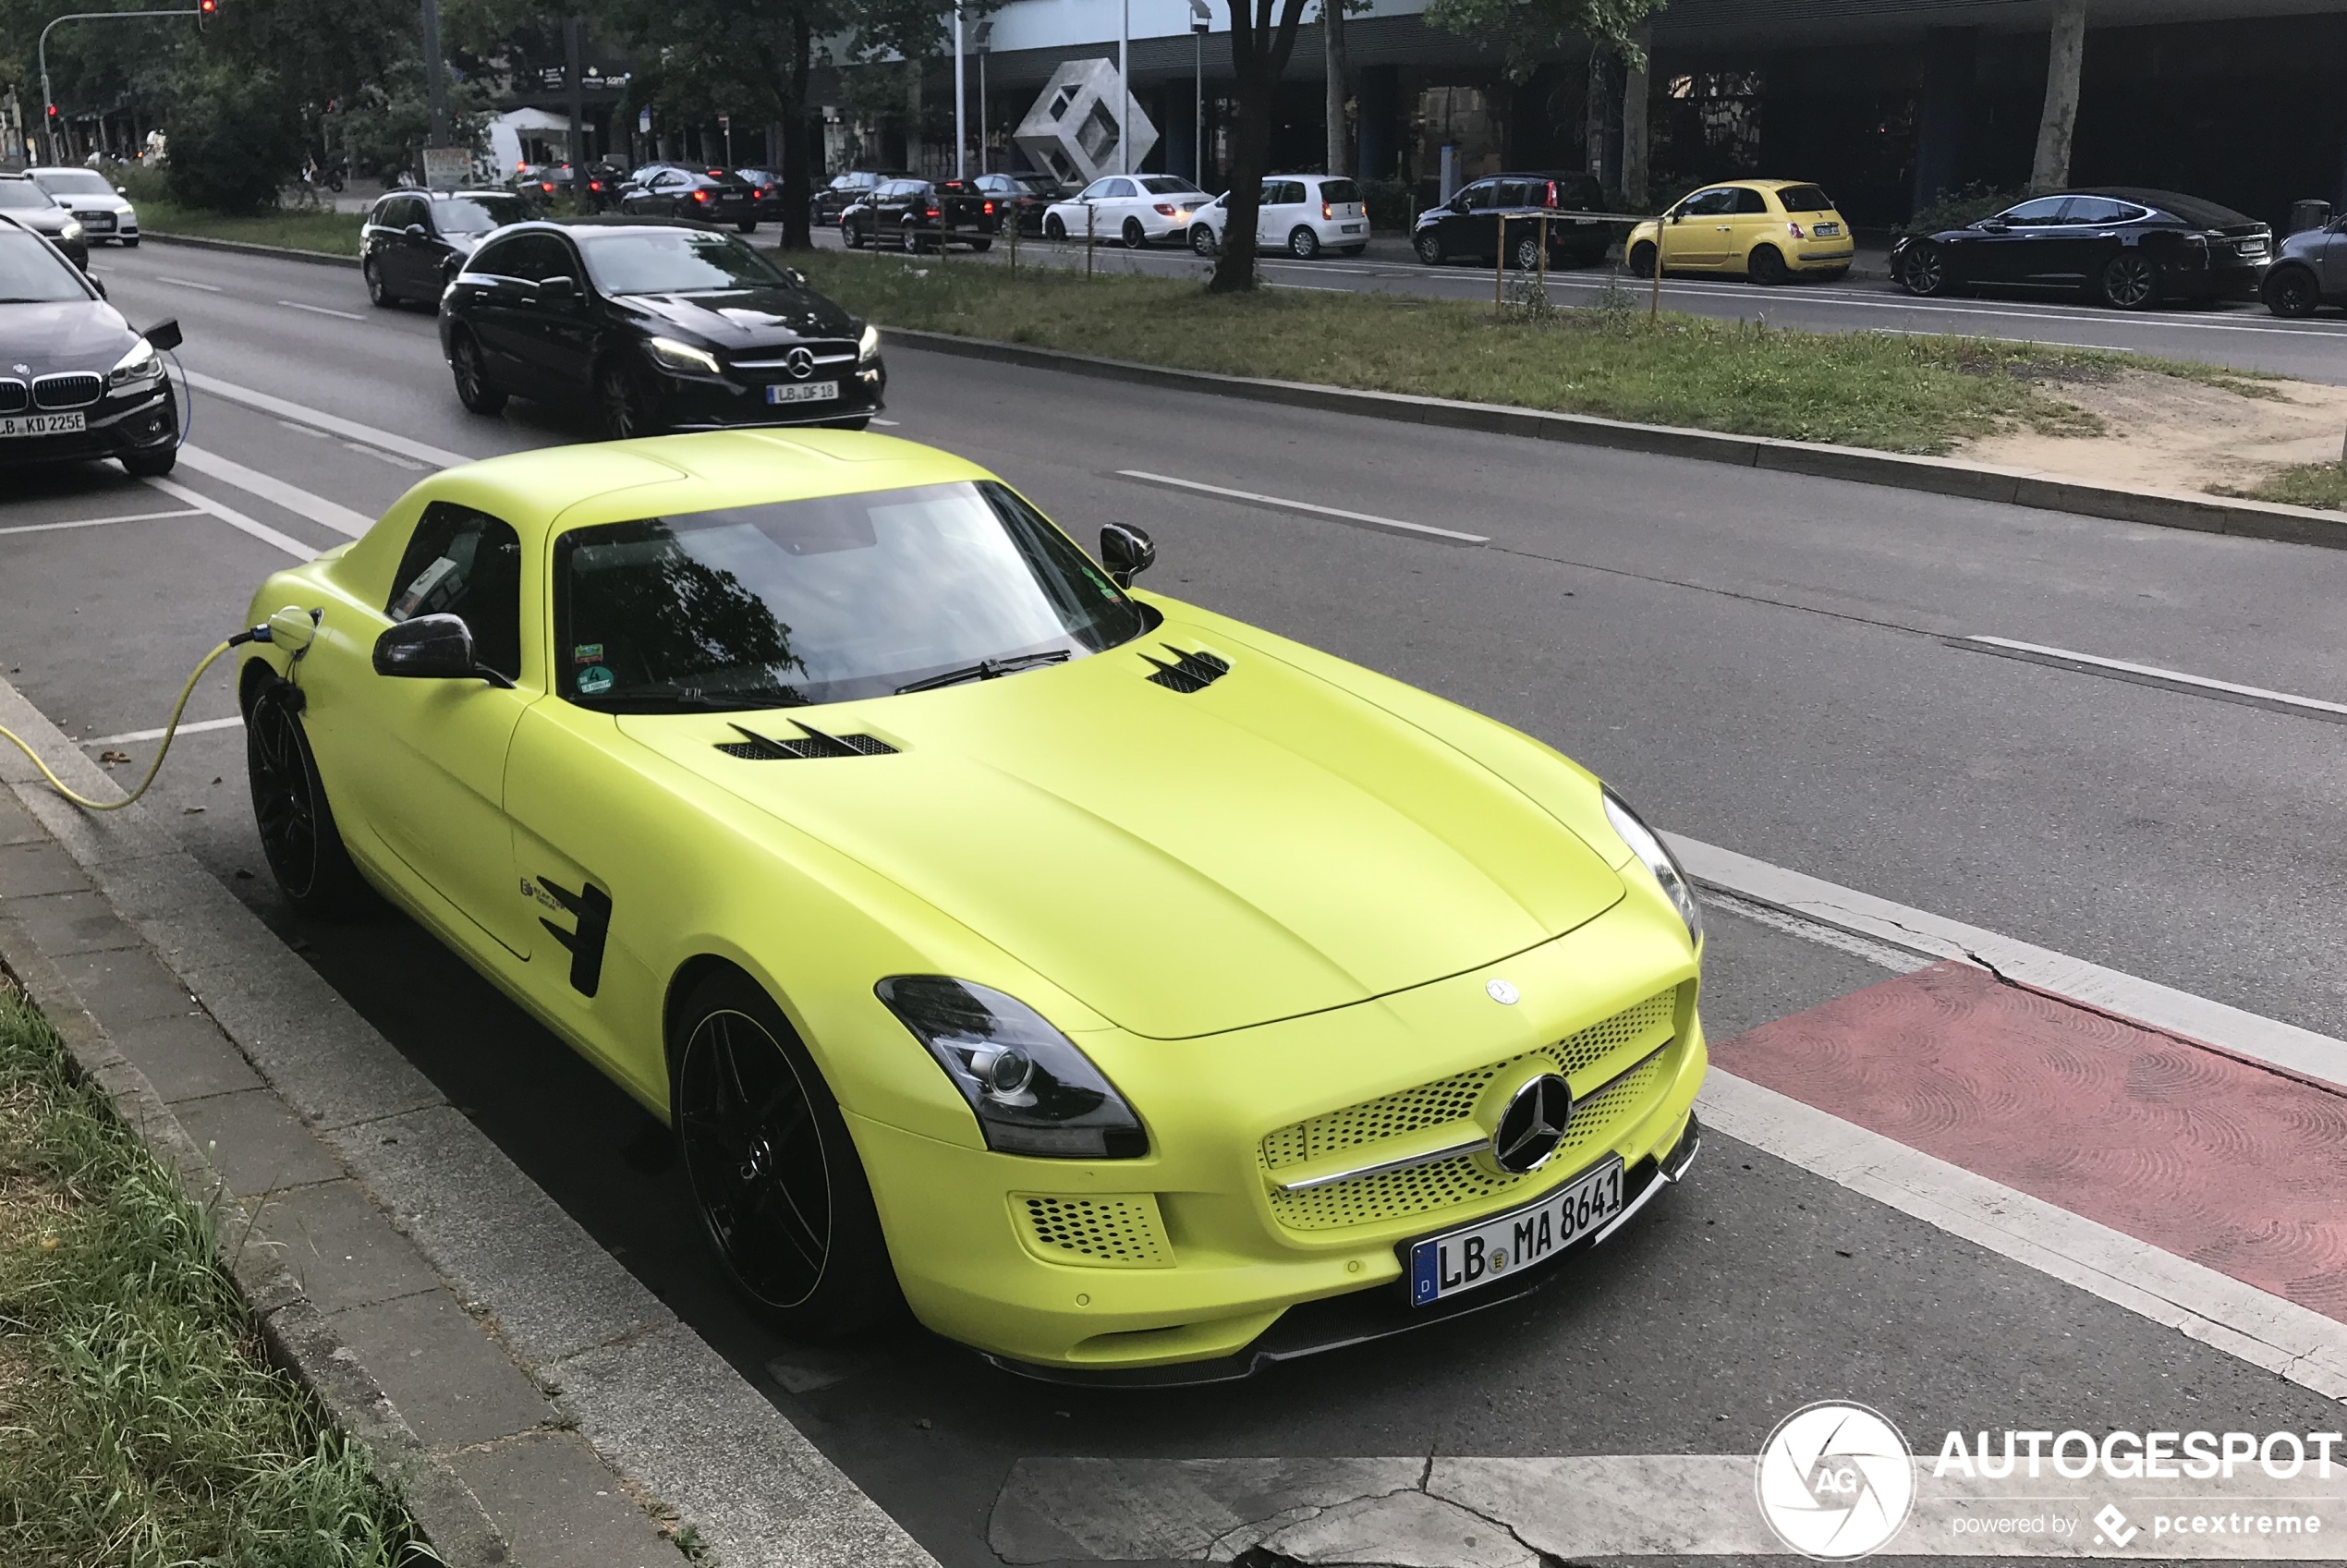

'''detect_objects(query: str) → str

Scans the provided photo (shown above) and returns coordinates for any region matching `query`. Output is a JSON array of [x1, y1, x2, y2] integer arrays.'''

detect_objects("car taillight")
[[1787, 221, 1806, 239], [1547, 180, 1559, 207], [983, 200, 995, 214], [927, 206, 941, 218], [707, 169, 723, 176], [693, 189, 710, 202], [1321, 200, 1332, 219], [1150, 203, 1175, 216], [540, 182, 555, 193]]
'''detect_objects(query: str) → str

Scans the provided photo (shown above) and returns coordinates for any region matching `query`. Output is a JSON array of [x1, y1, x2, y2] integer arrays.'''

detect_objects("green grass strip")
[[2211, 461, 2347, 513], [134, 200, 364, 257]]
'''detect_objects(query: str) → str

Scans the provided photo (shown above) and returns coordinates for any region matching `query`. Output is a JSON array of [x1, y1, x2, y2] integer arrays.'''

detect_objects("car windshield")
[[554, 481, 1146, 710], [0, 227, 91, 302], [34, 170, 115, 197], [437, 196, 525, 234], [1777, 185, 1833, 213], [1139, 176, 1204, 196], [576, 228, 795, 294], [0, 182, 55, 211]]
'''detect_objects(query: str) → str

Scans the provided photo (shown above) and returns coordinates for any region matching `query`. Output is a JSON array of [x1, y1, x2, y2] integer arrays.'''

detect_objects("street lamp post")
[[975, 20, 992, 176], [1190, 0, 1210, 184], [954, 1, 966, 179], [1119, 0, 1129, 175], [420, 0, 447, 150], [37, 10, 200, 167]]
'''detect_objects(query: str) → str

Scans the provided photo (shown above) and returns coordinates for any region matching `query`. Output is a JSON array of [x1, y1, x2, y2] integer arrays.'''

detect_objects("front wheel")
[[364, 259, 396, 308], [1413, 231, 1444, 266], [2099, 251, 2159, 310], [1747, 244, 1789, 286], [2264, 264, 2322, 319], [449, 331, 506, 415], [118, 444, 176, 478], [1044, 213, 1066, 241], [672, 970, 900, 1337], [1190, 224, 1218, 257], [1899, 242, 1949, 297], [1626, 239, 1657, 279], [842, 218, 863, 249], [247, 684, 371, 918], [598, 359, 658, 439], [1123, 217, 1148, 249]]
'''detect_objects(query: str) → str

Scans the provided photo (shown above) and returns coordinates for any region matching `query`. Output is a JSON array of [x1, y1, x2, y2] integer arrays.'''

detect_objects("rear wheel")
[[448, 331, 506, 415], [1747, 245, 1789, 285], [363, 258, 397, 308], [736, 219, 758, 234], [2099, 251, 2159, 310], [120, 237, 139, 249], [1413, 231, 1444, 266], [1899, 241, 1949, 297], [1190, 224, 1217, 257], [1509, 232, 1543, 272], [967, 237, 992, 252], [2263, 264, 2321, 319], [247, 685, 371, 918], [1123, 217, 1147, 249], [1289, 226, 1322, 260], [1626, 239, 1657, 278]]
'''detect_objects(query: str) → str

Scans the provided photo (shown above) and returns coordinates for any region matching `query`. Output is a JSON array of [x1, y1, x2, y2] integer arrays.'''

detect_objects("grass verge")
[[133, 199, 363, 257], [2210, 461, 2347, 512], [0, 978, 432, 1567], [795, 249, 2283, 456]]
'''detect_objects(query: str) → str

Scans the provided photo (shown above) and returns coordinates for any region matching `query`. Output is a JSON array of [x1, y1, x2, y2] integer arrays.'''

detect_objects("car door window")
[[1102, 178, 1137, 200], [1496, 179, 1529, 209], [1679, 188, 1738, 218], [1733, 188, 1771, 215], [504, 234, 571, 285], [1997, 197, 2073, 225], [1076, 179, 1114, 201], [386, 502, 524, 680], [468, 236, 526, 280], [2061, 196, 2134, 225], [1464, 181, 1499, 211]]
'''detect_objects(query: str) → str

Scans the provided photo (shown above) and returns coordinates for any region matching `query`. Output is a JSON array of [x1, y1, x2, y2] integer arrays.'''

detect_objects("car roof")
[[2073, 187, 2256, 227]]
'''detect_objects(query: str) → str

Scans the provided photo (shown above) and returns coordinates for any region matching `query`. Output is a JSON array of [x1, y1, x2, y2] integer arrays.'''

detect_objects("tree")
[[1321, 0, 1352, 178], [1422, 0, 1667, 83], [2029, 0, 2086, 192], [1205, 0, 1313, 294]]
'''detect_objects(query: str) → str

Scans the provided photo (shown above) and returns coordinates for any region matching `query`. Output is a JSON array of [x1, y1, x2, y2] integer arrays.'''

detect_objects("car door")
[[1440, 180, 1496, 256], [1721, 186, 1778, 272], [505, 233, 598, 393], [2055, 195, 2134, 285], [1252, 180, 1295, 246], [1663, 188, 1738, 268], [2319, 219, 2347, 296], [460, 234, 540, 383], [1970, 196, 2074, 286]]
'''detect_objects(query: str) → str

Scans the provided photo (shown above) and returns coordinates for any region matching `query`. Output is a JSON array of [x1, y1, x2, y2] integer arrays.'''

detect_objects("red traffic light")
[[196, 0, 216, 25], [45, 103, 58, 119]]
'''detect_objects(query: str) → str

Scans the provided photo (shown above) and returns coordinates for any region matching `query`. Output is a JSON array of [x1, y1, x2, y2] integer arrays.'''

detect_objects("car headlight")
[[1603, 788, 1702, 946], [108, 336, 163, 385], [857, 322, 882, 363], [61, 220, 83, 241], [877, 976, 1147, 1159], [645, 335, 721, 375]]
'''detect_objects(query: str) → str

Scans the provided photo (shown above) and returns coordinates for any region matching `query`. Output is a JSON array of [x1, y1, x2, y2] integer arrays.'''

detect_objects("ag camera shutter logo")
[[1756, 1402, 1916, 1560]]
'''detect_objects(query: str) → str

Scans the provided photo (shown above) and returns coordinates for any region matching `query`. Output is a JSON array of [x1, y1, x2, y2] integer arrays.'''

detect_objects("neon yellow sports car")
[[235, 431, 1707, 1380]]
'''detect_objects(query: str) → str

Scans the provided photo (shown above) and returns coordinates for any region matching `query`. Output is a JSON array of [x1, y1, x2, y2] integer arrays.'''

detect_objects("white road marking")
[[340, 439, 427, 470], [1668, 833, 2347, 1092], [141, 477, 318, 561], [1962, 634, 2347, 719], [84, 714, 244, 747], [1116, 469, 1490, 544], [275, 419, 330, 439], [175, 445, 372, 537], [277, 299, 364, 322], [0, 507, 202, 538], [869, 418, 902, 426], [153, 275, 224, 292], [179, 370, 476, 468]]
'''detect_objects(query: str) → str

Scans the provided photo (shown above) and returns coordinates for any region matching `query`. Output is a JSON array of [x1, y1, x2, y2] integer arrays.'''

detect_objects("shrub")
[[163, 61, 304, 216], [1902, 182, 2029, 237], [1360, 176, 1419, 233]]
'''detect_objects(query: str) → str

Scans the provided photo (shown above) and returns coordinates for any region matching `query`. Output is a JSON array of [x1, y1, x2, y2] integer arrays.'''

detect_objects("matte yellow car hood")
[[622, 618, 1623, 1039]]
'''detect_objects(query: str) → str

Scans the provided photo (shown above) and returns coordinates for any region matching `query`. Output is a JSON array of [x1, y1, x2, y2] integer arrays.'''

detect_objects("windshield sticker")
[[573, 642, 604, 664], [577, 665, 615, 697]]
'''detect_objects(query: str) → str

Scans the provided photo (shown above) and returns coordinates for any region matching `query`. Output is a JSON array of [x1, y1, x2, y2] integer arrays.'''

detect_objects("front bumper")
[[646, 357, 888, 430], [0, 383, 176, 467]]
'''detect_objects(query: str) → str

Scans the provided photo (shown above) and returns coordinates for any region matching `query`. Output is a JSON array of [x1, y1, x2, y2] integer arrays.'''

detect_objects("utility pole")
[[954, 1, 966, 179], [565, 14, 585, 174], [975, 20, 991, 175], [1192, 0, 1210, 184], [1119, 0, 1129, 174], [420, 0, 448, 149]]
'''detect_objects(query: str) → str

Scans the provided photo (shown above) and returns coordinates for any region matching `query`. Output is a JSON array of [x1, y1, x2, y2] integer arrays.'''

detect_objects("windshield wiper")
[[894, 650, 1071, 695]]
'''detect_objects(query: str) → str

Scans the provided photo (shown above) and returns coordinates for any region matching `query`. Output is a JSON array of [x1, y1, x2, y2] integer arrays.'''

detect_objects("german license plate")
[[765, 381, 838, 406], [0, 412, 86, 438], [82, 213, 115, 231], [1342, 223, 1365, 234], [1407, 1156, 1624, 1307], [1815, 222, 1842, 237]]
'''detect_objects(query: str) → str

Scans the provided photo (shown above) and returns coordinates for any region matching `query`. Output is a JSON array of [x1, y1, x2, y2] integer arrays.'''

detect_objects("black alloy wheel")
[[1044, 213, 1066, 241], [449, 332, 506, 415], [2264, 265, 2321, 320], [598, 359, 657, 439], [1900, 242, 1949, 297], [1626, 239, 1657, 279], [2100, 251, 2159, 310], [842, 217, 863, 249], [1123, 216, 1148, 249], [1508, 232, 1543, 272], [363, 258, 397, 308], [736, 219, 758, 234], [1191, 224, 1217, 257], [1747, 244, 1790, 286], [1291, 225, 1323, 261], [246, 684, 369, 918], [1414, 231, 1444, 266], [672, 971, 899, 1335]]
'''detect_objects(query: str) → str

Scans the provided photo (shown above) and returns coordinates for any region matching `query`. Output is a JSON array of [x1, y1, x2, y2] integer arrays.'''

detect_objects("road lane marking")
[[1116, 469, 1490, 544], [340, 439, 428, 470], [870, 418, 902, 426], [141, 477, 318, 561], [153, 275, 224, 292], [178, 370, 476, 468], [277, 299, 364, 322], [1959, 634, 2347, 723], [0, 507, 202, 538], [85, 715, 243, 747], [176, 445, 372, 537]]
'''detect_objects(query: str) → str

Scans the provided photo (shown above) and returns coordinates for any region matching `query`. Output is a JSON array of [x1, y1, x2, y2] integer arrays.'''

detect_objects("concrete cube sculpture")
[[1014, 57, 1157, 188]]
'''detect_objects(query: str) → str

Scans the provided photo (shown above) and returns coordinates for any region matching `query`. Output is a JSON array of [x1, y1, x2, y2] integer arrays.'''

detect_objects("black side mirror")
[[537, 274, 578, 305], [1980, 219, 2009, 233], [1100, 523, 1155, 589], [404, 223, 429, 239], [143, 318, 182, 352], [89, 274, 107, 298], [372, 614, 514, 687]]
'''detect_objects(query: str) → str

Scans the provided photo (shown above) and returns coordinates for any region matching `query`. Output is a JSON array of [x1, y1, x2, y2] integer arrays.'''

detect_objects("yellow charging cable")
[[0, 637, 246, 812]]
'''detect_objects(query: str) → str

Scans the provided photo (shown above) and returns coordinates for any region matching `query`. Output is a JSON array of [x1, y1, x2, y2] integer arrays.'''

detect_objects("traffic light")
[[196, 0, 216, 29]]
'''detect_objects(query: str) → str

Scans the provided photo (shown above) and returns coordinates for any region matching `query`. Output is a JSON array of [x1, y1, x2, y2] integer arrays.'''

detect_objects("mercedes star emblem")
[[1490, 1074, 1572, 1173], [1486, 978, 1519, 1004], [784, 346, 815, 380]]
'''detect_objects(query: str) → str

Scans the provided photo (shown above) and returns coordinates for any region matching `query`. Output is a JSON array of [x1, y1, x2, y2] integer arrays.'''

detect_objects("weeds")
[[2209, 461, 2347, 513]]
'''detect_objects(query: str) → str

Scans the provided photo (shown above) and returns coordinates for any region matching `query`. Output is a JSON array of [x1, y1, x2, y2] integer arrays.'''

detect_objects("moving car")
[[0, 216, 180, 476], [812, 169, 912, 228], [231, 429, 1708, 1380], [839, 178, 1001, 252], [1623, 179, 1853, 284], [27, 165, 139, 247], [2262, 205, 2347, 317], [1043, 174, 1210, 248], [438, 218, 885, 438], [1414, 171, 1611, 269], [1191, 175, 1370, 260], [362, 188, 535, 309], [620, 168, 760, 231], [974, 172, 1064, 237], [1890, 188, 2271, 310], [735, 167, 789, 225], [0, 176, 90, 271]]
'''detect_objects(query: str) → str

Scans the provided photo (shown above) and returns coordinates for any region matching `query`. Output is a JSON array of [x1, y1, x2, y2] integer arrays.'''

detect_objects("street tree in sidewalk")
[[1423, 0, 1666, 81], [1206, 0, 1313, 294]]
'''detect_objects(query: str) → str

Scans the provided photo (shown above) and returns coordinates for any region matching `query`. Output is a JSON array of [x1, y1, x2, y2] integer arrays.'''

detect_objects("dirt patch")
[[1957, 368, 2347, 499]]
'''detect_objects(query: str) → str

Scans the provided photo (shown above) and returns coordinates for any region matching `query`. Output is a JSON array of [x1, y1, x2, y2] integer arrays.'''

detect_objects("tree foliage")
[[162, 59, 308, 213], [1422, 0, 1666, 81]]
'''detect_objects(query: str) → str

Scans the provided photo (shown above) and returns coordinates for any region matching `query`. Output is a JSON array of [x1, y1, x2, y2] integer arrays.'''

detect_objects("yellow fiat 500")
[[1627, 178, 1855, 285], [236, 431, 1707, 1381]]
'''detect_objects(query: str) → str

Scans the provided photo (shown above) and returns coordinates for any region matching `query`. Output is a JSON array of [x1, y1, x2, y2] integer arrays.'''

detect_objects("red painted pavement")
[[1711, 961, 2347, 1323]]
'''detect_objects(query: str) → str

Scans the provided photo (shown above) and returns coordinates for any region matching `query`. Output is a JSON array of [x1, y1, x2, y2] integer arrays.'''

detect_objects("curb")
[[877, 327, 2347, 550], [144, 230, 361, 268]]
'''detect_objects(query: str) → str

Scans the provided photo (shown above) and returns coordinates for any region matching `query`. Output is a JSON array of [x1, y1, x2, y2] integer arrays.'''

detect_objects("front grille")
[[1015, 1194, 1174, 1268], [0, 379, 26, 414], [1259, 986, 1681, 1233], [33, 372, 103, 410], [79, 212, 115, 230]]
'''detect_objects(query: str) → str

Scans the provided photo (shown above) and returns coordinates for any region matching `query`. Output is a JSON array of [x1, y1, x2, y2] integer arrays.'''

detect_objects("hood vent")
[[718, 719, 897, 760], [1141, 645, 1231, 694]]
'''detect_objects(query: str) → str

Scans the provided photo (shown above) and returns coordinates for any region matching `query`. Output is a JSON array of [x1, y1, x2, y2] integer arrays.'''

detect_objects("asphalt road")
[[6, 238, 2345, 1566]]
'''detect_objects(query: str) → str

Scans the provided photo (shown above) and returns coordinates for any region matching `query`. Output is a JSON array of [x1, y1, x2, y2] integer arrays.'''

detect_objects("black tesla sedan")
[[1891, 188, 2272, 310], [361, 188, 536, 309], [437, 218, 884, 438], [0, 175, 90, 271], [0, 217, 180, 476], [618, 168, 760, 232]]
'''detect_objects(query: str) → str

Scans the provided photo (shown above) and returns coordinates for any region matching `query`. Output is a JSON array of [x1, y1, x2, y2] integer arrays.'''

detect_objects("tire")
[[672, 969, 901, 1337], [2099, 251, 2159, 310], [1123, 217, 1147, 249], [1627, 239, 1657, 279], [737, 220, 759, 234], [118, 445, 176, 479], [1190, 224, 1217, 257], [121, 237, 139, 249], [448, 331, 506, 415], [1509, 232, 1543, 272], [842, 218, 863, 249], [1414, 231, 1444, 266], [1286, 225, 1322, 261], [1899, 241, 1949, 297], [2263, 264, 2321, 320], [1342, 244, 1366, 256], [1044, 213, 1066, 241], [598, 359, 659, 439], [967, 237, 992, 253], [246, 684, 371, 918], [1747, 244, 1789, 286], [363, 258, 397, 309], [900, 224, 923, 253]]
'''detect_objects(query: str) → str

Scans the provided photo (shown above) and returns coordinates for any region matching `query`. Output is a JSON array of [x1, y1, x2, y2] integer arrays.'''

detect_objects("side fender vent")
[[718, 719, 898, 760], [1141, 645, 1231, 694]]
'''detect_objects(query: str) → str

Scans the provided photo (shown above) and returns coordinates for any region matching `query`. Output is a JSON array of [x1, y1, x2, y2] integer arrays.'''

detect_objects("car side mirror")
[[783, 266, 809, 288], [404, 223, 429, 239], [1980, 219, 2009, 233], [372, 614, 514, 687], [143, 317, 182, 352], [89, 275, 107, 298], [537, 275, 578, 305], [115, 184, 128, 195], [1100, 522, 1155, 588]]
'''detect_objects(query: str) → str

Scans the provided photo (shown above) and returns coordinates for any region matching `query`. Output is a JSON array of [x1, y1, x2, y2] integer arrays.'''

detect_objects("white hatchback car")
[[27, 166, 139, 247], [1188, 175, 1369, 260], [1042, 174, 1211, 248]]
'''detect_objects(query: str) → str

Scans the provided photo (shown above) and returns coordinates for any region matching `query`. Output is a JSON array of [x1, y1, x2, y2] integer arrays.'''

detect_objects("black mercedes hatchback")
[[1891, 188, 2272, 310], [0, 217, 180, 475], [437, 218, 884, 438]]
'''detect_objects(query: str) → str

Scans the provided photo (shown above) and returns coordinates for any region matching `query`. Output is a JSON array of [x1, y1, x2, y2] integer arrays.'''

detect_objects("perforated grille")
[[1015, 1194, 1174, 1268]]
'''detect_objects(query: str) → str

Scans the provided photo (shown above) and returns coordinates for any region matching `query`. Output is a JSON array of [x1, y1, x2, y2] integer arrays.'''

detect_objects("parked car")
[[1191, 175, 1371, 259], [510, 163, 616, 209], [2262, 203, 2347, 317], [1042, 174, 1211, 248], [0, 176, 88, 271], [1621, 179, 1852, 284], [1413, 171, 1611, 270], [1891, 188, 2271, 310], [812, 169, 911, 228], [0, 215, 180, 476], [839, 178, 1001, 253], [736, 167, 789, 225], [26, 165, 139, 247], [972, 172, 1064, 237], [620, 167, 761, 232], [362, 188, 537, 309], [439, 218, 885, 437]]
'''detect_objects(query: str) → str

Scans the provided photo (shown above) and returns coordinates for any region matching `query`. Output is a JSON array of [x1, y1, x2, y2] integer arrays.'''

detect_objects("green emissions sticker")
[[577, 665, 615, 697], [573, 642, 605, 664]]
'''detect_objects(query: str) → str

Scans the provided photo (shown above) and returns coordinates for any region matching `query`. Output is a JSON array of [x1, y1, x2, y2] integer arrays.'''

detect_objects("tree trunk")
[[778, 11, 814, 249], [1620, 20, 1650, 207], [1323, 0, 1349, 177], [1208, 0, 1311, 293], [2030, 0, 2086, 192], [1584, 45, 1611, 183]]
